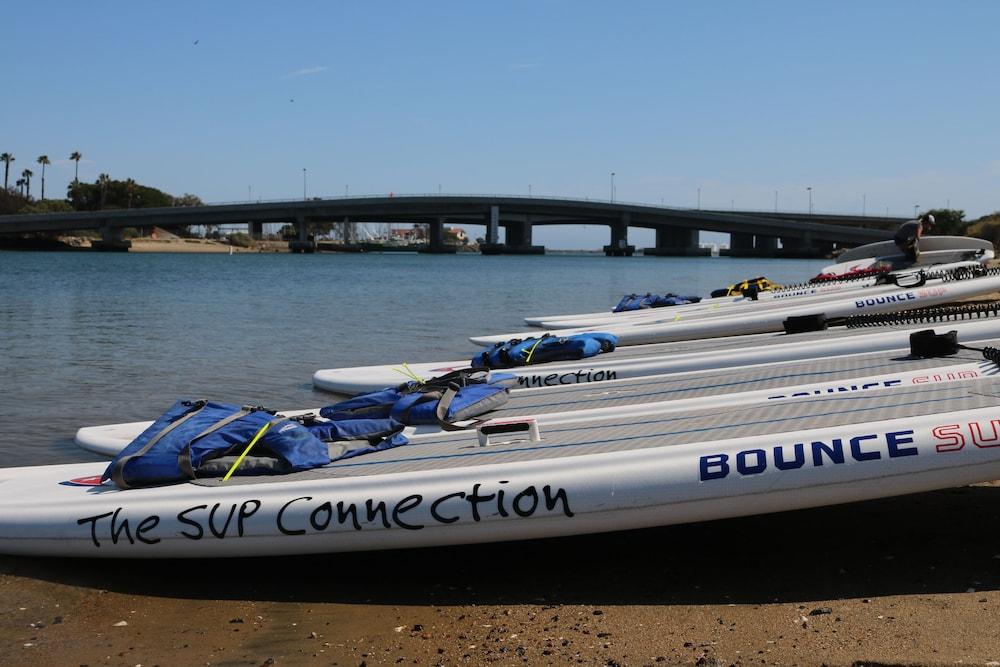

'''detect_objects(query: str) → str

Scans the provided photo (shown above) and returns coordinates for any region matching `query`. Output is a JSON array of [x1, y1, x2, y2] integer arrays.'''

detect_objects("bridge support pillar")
[[604, 213, 634, 256], [779, 237, 829, 258], [644, 226, 708, 256], [486, 206, 499, 244], [289, 215, 316, 253], [755, 235, 779, 256], [249, 221, 263, 240], [723, 233, 756, 257], [420, 217, 457, 254], [480, 206, 545, 254], [91, 225, 131, 252]]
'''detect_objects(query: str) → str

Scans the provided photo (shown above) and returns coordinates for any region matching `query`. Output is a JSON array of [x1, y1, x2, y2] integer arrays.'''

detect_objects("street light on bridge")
[[302, 168, 307, 200], [807, 187, 813, 215], [610, 172, 616, 203]]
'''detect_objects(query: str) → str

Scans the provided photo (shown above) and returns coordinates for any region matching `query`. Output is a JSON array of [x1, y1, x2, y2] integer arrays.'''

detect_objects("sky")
[[4, 1, 999, 248]]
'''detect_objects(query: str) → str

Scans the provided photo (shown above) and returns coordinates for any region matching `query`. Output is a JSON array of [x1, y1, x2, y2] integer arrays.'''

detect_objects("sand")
[[128, 239, 289, 253], [4, 482, 1000, 666]]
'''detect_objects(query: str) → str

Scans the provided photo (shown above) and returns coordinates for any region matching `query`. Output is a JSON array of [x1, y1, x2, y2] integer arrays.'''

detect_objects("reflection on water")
[[0, 251, 826, 466]]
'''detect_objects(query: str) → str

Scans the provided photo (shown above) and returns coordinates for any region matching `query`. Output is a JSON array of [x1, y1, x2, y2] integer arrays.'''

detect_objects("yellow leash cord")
[[222, 421, 273, 482], [391, 362, 425, 384], [523, 338, 545, 365]]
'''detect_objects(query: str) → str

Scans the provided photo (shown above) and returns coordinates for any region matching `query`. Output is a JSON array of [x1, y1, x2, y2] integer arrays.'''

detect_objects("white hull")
[[7, 405, 1000, 558]]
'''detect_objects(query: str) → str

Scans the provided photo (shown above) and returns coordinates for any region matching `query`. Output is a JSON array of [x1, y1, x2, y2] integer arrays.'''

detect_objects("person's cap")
[[924, 214, 935, 225]]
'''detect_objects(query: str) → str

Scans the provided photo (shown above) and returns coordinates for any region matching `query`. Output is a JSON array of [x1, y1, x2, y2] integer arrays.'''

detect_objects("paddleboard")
[[470, 272, 1000, 347], [524, 262, 984, 329], [81, 348, 1000, 457], [313, 313, 1000, 394], [530, 277, 928, 331], [7, 379, 1000, 558]]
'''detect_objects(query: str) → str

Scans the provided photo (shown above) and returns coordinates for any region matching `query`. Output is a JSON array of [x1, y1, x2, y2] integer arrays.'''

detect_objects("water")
[[0, 251, 827, 467]]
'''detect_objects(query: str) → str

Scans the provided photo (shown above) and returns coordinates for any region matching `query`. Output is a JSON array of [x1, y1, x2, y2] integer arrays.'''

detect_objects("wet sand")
[[4, 482, 1000, 666]]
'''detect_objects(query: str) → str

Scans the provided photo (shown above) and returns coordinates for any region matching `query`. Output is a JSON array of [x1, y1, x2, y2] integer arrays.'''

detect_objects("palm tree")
[[1, 153, 13, 190], [98, 172, 110, 209], [21, 169, 33, 198], [125, 178, 136, 208], [69, 151, 81, 183], [16, 178, 24, 196], [36, 155, 50, 200]]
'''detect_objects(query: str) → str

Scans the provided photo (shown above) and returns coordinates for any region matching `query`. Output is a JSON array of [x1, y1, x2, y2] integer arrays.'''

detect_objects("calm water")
[[0, 251, 827, 467]]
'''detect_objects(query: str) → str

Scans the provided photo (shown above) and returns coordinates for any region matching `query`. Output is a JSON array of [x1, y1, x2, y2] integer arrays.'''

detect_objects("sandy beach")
[[3, 481, 1000, 666], [127, 238, 289, 253]]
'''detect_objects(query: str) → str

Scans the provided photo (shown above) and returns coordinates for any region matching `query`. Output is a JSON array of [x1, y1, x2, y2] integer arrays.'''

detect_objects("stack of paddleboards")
[[3, 319, 1000, 557], [812, 235, 994, 281]]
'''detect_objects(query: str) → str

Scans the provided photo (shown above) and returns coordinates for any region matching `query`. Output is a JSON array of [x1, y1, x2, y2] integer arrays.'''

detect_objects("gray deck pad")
[[494, 344, 1000, 418], [200, 373, 1000, 487]]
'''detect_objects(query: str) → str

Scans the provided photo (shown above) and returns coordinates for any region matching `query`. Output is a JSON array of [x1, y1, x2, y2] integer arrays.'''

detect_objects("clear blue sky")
[[4, 1, 999, 248]]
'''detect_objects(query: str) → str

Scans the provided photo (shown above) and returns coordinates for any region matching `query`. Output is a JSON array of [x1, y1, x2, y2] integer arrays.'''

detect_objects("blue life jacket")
[[300, 416, 410, 461], [613, 293, 654, 312], [389, 382, 510, 425], [613, 293, 701, 312], [649, 294, 700, 307], [103, 400, 331, 490], [319, 368, 512, 430], [472, 332, 617, 369]]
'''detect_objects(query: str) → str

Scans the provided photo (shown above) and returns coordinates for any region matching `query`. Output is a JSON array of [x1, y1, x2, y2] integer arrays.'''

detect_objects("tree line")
[[0, 150, 202, 216]]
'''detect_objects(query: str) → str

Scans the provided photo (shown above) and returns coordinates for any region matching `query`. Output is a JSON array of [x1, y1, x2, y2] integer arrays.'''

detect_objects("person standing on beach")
[[893, 213, 935, 263]]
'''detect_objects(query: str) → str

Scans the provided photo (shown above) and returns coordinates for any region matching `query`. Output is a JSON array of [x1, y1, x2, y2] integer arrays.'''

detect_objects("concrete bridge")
[[0, 194, 902, 256]]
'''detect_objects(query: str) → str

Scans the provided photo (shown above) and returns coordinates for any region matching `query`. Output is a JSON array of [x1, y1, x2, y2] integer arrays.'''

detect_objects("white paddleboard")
[[313, 315, 1000, 394], [470, 273, 1000, 347], [524, 262, 984, 329], [530, 278, 926, 330], [7, 395, 1000, 558], [81, 356, 1000, 457]]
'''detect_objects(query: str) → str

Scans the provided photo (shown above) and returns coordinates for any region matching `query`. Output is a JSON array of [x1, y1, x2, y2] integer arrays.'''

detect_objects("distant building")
[[388, 225, 469, 245], [444, 226, 469, 245]]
